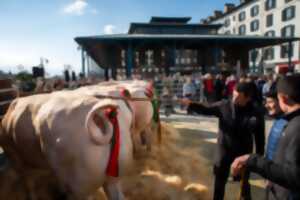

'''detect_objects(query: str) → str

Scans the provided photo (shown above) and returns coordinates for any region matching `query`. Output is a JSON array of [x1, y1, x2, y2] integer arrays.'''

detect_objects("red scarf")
[[104, 108, 120, 177]]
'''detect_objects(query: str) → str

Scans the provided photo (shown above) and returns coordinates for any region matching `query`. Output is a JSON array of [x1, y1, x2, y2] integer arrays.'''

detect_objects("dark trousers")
[[213, 154, 251, 200]]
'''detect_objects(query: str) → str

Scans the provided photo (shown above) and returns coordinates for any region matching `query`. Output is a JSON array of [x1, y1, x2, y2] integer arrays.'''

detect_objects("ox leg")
[[131, 130, 143, 158], [142, 127, 152, 152], [3, 146, 38, 200], [24, 177, 38, 200], [103, 177, 125, 200]]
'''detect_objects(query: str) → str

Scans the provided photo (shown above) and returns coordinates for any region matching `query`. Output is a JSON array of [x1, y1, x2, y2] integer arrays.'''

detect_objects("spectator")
[[225, 74, 237, 99], [195, 74, 205, 102], [34, 77, 45, 93], [262, 74, 274, 98], [203, 73, 214, 102], [180, 82, 265, 200], [215, 74, 226, 101], [182, 77, 196, 100], [264, 87, 287, 162]]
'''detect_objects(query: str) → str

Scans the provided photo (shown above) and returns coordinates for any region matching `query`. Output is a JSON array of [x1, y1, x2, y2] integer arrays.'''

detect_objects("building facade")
[[205, 0, 300, 73]]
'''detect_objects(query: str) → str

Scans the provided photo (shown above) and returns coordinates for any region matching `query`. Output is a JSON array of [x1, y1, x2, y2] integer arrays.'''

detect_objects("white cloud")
[[104, 25, 116, 34], [63, 0, 88, 16]]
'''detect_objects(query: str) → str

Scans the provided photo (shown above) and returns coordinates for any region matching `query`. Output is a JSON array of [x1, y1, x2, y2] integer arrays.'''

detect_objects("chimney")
[[214, 10, 223, 18], [224, 3, 235, 13], [200, 19, 208, 24], [240, 0, 250, 3], [208, 16, 215, 22]]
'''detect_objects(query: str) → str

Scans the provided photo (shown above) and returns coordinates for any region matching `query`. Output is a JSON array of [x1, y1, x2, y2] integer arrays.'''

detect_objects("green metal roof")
[[150, 16, 192, 24], [128, 23, 223, 34]]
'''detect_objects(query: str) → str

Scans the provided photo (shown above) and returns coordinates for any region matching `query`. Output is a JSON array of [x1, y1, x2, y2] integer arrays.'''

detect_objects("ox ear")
[[85, 100, 119, 145], [118, 87, 131, 98]]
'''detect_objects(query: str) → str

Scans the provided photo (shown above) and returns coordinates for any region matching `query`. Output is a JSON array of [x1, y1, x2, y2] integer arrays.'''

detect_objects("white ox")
[[0, 91, 133, 200], [96, 80, 160, 152]]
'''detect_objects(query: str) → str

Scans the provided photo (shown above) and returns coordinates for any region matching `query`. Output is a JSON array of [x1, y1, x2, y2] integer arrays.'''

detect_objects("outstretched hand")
[[178, 98, 192, 106], [231, 154, 250, 177]]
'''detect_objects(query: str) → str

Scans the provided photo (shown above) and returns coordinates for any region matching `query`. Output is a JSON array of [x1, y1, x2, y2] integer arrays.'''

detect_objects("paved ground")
[[161, 112, 271, 200]]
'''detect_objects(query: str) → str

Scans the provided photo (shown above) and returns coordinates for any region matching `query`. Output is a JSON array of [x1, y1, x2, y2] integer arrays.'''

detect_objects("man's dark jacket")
[[247, 109, 300, 200], [188, 99, 265, 165]]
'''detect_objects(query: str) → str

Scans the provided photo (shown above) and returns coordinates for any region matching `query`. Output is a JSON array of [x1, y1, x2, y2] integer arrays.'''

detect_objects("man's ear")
[[278, 93, 289, 105]]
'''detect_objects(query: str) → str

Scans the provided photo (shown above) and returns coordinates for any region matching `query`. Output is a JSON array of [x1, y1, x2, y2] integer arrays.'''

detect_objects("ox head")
[[85, 100, 119, 145]]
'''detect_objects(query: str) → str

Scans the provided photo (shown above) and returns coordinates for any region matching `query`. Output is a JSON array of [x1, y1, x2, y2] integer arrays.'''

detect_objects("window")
[[224, 18, 231, 27], [251, 5, 259, 17], [225, 30, 231, 35], [281, 25, 295, 37], [266, 14, 273, 27], [250, 20, 259, 32], [281, 43, 294, 58], [265, 0, 276, 11], [282, 6, 295, 21], [233, 15, 236, 21], [239, 11, 246, 21], [186, 58, 191, 64], [285, 0, 293, 3], [264, 48, 274, 60], [239, 25, 246, 35], [265, 30, 275, 37]]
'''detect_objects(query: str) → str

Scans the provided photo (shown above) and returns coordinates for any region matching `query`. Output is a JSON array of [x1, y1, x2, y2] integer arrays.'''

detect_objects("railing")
[[0, 79, 18, 121]]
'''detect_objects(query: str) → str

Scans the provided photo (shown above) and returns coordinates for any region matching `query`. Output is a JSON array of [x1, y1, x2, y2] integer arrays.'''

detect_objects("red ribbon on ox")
[[104, 107, 120, 177]]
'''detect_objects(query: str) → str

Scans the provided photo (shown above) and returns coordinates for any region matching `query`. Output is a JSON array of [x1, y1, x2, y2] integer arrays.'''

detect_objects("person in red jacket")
[[203, 73, 214, 102]]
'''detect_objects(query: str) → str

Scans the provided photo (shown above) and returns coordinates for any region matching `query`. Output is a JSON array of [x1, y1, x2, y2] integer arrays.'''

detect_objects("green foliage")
[[15, 71, 34, 81], [15, 71, 36, 92]]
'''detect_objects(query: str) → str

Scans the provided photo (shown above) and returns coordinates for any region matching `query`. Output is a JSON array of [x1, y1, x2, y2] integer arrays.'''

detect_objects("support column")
[[139, 49, 146, 67], [240, 48, 249, 73], [104, 68, 109, 81], [154, 48, 162, 67], [81, 49, 86, 77], [112, 67, 117, 80], [86, 55, 90, 77], [260, 49, 265, 75], [165, 43, 176, 76], [250, 50, 256, 73], [213, 43, 219, 69], [126, 42, 133, 79], [288, 41, 293, 72]]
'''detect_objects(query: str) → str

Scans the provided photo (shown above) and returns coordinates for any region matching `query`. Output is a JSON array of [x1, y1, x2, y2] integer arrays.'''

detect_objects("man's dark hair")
[[265, 82, 278, 99], [277, 74, 300, 103], [235, 82, 254, 98]]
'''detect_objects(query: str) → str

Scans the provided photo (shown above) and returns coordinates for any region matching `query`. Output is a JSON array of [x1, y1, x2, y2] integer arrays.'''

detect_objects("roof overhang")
[[74, 33, 299, 68], [76, 34, 299, 48]]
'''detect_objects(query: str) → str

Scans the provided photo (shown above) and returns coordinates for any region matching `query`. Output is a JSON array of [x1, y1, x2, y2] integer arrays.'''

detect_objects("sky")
[[0, 0, 239, 76]]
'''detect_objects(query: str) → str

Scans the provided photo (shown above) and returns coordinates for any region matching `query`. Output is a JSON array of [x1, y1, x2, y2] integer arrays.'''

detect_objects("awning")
[[276, 60, 300, 68]]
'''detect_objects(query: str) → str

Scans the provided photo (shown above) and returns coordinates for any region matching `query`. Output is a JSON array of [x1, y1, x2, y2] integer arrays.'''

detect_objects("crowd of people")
[[153, 72, 281, 116], [12, 76, 103, 95]]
